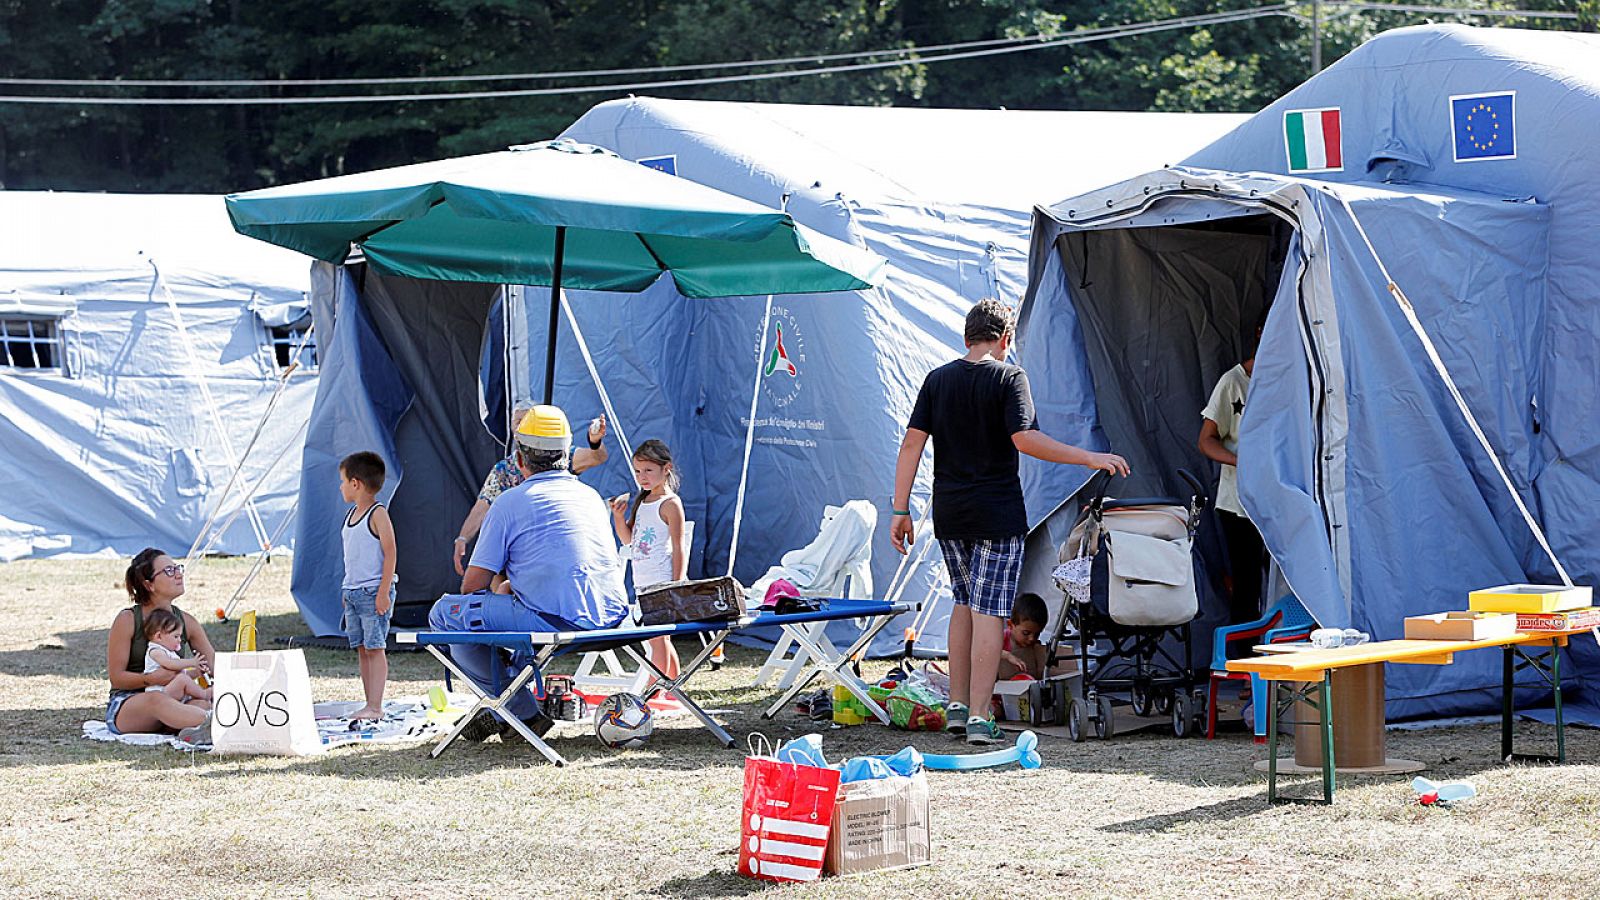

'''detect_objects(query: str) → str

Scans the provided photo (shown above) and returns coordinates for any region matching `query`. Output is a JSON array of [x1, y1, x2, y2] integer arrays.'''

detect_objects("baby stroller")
[[1050, 471, 1206, 741]]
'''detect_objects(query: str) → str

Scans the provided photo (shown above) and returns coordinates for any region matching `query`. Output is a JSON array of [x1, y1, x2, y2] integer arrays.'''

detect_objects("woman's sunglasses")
[[158, 564, 185, 578]]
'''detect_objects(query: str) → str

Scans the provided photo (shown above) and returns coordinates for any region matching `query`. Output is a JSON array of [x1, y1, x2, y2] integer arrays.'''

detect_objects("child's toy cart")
[[1049, 471, 1207, 741]]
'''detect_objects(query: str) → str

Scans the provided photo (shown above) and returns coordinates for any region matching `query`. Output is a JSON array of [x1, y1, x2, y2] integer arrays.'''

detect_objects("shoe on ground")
[[176, 711, 212, 746], [518, 711, 555, 739], [458, 710, 504, 743], [944, 703, 969, 735], [965, 717, 1006, 746]]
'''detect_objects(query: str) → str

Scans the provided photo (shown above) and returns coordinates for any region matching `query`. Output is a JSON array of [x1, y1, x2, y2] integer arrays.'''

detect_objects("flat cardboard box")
[[824, 772, 931, 876], [1468, 584, 1592, 614], [1515, 607, 1600, 632], [1404, 610, 1518, 641]]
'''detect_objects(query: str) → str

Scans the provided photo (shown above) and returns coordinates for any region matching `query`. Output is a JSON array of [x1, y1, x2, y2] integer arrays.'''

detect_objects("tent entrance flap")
[[1056, 215, 1289, 506], [1053, 213, 1294, 647]]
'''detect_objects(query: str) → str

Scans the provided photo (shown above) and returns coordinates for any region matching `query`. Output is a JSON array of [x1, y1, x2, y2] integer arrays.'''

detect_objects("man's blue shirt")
[[469, 469, 629, 629]]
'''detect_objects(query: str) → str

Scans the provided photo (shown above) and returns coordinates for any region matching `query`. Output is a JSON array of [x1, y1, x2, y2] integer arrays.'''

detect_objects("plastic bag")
[[886, 682, 947, 732]]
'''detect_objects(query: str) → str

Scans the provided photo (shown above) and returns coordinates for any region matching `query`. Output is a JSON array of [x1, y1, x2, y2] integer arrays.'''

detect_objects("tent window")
[[268, 321, 317, 371], [0, 316, 61, 370]]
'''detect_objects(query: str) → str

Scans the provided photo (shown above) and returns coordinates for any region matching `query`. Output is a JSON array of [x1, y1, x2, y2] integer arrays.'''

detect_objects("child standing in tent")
[[891, 299, 1129, 744], [611, 440, 688, 683], [1199, 342, 1266, 622], [338, 451, 398, 724]]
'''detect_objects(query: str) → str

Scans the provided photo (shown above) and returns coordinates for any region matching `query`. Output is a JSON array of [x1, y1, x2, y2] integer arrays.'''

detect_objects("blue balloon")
[[923, 731, 1042, 771]]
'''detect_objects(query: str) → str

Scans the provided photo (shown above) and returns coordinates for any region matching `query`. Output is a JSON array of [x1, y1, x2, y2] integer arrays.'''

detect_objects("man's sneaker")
[[944, 703, 969, 735], [177, 711, 212, 746], [965, 717, 1006, 746], [457, 710, 504, 742]]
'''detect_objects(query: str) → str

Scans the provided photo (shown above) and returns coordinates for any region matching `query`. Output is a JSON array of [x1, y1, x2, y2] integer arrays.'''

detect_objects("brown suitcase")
[[636, 576, 743, 626]]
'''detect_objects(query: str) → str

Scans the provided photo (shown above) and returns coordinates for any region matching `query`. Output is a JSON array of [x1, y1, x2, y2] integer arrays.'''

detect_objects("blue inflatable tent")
[[1018, 25, 1600, 718], [286, 100, 1245, 646]]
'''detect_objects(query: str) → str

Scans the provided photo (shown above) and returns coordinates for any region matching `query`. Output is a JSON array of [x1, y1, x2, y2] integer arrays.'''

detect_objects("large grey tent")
[[1018, 24, 1600, 718], [285, 101, 1245, 645], [0, 192, 314, 562]]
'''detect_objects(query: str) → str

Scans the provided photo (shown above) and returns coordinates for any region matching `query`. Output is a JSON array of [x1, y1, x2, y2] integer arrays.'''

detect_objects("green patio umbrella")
[[225, 139, 885, 402]]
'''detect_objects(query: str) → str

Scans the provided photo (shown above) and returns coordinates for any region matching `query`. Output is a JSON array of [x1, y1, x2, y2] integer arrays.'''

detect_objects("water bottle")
[[1310, 628, 1344, 649], [1341, 628, 1370, 647]]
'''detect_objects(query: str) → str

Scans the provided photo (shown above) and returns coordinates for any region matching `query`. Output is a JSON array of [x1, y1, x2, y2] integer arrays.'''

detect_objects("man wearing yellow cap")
[[428, 404, 630, 741]]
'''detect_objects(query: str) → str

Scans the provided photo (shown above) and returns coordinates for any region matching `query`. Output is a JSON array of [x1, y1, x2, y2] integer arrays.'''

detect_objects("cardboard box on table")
[[1515, 607, 1600, 632], [1403, 611, 1518, 641], [1468, 584, 1592, 614], [824, 772, 931, 876]]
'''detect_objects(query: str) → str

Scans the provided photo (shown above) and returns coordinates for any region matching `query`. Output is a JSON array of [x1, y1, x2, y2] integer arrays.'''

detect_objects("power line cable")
[[0, 6, 1291, 106], [0, 30, 1090, 88], [1336, 2, 1579, 19]]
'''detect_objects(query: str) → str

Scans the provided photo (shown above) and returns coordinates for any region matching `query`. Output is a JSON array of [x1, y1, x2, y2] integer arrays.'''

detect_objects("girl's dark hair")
[[627, 440, 680, 528], [142, 607, 182, 640], [125, 547, 166, 607]]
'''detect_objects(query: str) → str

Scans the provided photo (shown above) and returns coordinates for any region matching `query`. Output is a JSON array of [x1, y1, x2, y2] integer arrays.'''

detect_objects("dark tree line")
[[0, 0, 1592, 192]]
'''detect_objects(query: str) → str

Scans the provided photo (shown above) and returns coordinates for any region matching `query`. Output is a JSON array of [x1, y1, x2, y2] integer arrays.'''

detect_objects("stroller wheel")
[[1154, 691, 1173, 716], [1067, 697, 1089, 743], [1130, 685, 1150, 717], [1095, 695, 1115, 740], [1171, 693, 1191, 738]]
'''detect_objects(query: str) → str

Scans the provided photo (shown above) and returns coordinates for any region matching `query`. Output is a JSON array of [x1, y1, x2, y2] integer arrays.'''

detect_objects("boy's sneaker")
[[944, 703, 969, 735], [965, 717, 1006, 746]]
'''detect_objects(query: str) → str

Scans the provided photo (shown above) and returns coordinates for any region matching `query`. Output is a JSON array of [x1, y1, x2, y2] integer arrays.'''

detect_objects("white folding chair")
[[572, 520, 695, 695], [749, 501, 875, 689]]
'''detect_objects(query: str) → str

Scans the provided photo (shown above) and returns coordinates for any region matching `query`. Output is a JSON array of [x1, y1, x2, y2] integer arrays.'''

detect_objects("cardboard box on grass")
[[824, 772, 931, 876], [1404, 611, 1518, 641]]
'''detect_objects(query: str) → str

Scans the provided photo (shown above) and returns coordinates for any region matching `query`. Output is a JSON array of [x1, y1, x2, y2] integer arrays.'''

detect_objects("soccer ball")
[[593, 692, 654, 749]]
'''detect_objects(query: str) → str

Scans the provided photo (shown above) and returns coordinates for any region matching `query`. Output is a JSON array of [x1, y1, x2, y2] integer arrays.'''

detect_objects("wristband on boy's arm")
[[588, 436, 602, 450], [891, 508, 911, 516]]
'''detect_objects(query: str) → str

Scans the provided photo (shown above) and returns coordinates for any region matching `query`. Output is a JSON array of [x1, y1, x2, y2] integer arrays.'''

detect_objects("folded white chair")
[[573, 521, 696, 695], [748, 500, 876, 689]]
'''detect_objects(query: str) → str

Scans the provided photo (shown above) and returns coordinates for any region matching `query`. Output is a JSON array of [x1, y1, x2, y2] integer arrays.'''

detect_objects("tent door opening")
[[1052, 212, 1294, 641]]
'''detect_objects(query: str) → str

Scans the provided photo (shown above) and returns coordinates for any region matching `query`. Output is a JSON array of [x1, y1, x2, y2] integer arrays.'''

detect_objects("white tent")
[[0, 192, 316, 561]]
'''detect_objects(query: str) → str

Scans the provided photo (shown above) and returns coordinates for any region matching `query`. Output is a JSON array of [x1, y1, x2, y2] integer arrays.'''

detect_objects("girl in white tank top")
[[610, 440, 688, 681]]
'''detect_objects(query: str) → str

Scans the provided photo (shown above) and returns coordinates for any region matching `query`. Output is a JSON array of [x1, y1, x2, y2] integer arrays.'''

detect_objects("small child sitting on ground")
[[143, 608, 212, 704], [997, 593, 1050, 680]]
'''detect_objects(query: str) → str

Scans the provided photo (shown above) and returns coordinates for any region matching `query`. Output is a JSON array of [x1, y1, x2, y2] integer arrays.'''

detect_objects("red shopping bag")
[[739, 737, 841, 883]]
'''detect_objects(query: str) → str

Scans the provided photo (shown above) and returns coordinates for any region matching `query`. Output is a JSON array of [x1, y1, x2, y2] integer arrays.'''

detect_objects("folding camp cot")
[[399, 597, 913, 765]]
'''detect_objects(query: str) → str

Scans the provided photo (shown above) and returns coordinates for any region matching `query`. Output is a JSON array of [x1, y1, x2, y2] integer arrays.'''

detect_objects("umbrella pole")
[[543, 225, 567, 405]]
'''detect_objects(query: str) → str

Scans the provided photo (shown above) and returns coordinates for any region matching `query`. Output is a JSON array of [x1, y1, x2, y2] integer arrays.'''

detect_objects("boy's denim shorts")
[[342, 584, 395, 650]]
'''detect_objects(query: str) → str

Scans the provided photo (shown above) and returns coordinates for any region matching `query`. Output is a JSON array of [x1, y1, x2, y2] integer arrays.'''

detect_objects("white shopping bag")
[[211, 650, 322, 756]]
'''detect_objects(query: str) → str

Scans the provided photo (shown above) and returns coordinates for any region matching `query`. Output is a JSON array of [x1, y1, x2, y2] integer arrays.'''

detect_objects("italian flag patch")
[[1283, 107, 1342, 173]]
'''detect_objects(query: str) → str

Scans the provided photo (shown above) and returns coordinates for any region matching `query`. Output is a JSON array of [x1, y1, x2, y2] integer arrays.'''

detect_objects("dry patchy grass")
[[0, 557, 1597, 898]]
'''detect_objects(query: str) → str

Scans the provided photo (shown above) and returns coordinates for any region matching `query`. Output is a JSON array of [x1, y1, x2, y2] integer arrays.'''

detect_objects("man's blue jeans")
[[428, 592, 576, 720]]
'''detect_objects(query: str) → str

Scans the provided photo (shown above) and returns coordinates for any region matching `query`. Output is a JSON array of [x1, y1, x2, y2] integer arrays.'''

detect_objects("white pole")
[[151, 258, 271, 553], [559, 289, 634, 462], [727, 295, 774, 577]]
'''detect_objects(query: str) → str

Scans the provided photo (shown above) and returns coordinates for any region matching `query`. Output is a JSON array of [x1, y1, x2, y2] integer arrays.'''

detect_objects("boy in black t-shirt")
[[891, 299, 1129, 744]]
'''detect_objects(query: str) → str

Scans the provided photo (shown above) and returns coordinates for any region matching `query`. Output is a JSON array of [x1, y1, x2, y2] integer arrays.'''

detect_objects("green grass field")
[[2, 557, 1596, 898]]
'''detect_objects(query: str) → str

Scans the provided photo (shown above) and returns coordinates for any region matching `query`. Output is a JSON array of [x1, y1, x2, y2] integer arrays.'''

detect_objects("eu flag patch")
[[1451, 91, 1515, 162]]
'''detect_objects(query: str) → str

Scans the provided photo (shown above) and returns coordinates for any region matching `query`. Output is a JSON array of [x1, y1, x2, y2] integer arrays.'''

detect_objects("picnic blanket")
[[82, 694, 470, 752]]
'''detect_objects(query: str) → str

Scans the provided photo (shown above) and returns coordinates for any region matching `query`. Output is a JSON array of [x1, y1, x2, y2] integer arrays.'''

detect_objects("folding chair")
[[748, 502, 875, 688]]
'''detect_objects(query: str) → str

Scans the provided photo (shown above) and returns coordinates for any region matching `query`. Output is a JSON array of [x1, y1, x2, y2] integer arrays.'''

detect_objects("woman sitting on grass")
[[104, 548, 217, 742]]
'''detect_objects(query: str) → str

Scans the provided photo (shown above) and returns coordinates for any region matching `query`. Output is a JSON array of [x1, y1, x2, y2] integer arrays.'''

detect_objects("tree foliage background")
[[0, 0, 1593, 191]]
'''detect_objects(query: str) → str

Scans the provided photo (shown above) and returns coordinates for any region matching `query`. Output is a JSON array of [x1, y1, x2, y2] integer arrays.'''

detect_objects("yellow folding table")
[[1227, 630, 1579, 803]]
